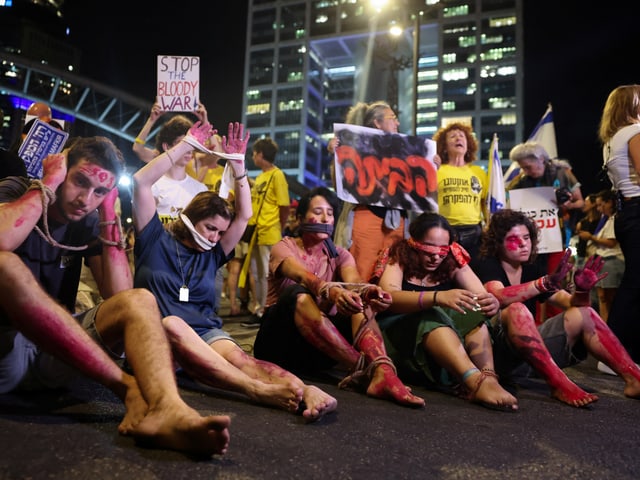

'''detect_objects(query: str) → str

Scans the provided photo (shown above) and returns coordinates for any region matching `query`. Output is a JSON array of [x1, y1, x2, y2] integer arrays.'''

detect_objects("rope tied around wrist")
[[97, 217, 127, 250], [318, 281, 378, 301]]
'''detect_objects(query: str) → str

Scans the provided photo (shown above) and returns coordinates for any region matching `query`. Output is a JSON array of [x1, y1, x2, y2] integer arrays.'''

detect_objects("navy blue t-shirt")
[[134, 214, 233, 336], [0, 176, 100, 314]]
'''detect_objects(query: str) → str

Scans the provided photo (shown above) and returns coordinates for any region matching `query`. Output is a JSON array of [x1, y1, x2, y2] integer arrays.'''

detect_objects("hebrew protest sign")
[[18, 119, 69, 179], [333, 123, 438, 212], [157, 55, 200, 111], [507, 186, 563, 253]]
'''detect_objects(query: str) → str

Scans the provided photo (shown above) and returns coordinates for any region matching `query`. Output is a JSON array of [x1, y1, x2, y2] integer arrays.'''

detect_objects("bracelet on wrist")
[[134, 137, 145, 145], [234, 170, 248, 181], [534, 275, 554, 293]]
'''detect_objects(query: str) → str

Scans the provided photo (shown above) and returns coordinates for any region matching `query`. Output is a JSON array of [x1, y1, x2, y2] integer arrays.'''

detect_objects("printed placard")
[[18, 119, 69, 179], [157, 55, 200, 111], [333, 123, 438, 212], [507, 186, 563, 253]]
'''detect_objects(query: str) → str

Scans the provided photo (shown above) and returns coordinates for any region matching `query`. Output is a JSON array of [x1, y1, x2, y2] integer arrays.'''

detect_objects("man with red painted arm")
[[0, 137, 230, 457]]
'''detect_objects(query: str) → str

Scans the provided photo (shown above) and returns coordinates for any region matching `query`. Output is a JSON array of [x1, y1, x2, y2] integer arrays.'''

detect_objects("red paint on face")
[[78, 164, 116, 190], [505, 235, 520, 251]]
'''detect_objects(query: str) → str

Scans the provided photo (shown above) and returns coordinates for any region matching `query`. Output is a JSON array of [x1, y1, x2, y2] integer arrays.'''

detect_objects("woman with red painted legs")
[[471, 209, 640, 407], [253, 186, 425, 408]]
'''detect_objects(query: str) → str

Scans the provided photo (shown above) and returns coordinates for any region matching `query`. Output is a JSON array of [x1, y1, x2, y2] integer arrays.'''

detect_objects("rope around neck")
[[29, 179, 125, 251]]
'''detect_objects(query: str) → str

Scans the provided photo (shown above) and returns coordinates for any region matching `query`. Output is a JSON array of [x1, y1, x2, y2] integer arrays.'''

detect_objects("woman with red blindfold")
[[376, 212, 518, 411]]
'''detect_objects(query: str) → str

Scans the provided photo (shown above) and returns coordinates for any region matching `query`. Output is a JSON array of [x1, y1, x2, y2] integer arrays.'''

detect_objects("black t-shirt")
[[470, 256, 552, 316]]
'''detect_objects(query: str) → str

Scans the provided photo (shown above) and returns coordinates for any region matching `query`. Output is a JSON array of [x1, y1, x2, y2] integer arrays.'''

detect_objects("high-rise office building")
[[242, 0, 522, 189]]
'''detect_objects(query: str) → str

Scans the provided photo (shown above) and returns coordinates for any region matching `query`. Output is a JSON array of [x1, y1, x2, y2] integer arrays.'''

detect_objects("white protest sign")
[[157, 55, 200, 111], [507, 186, 563, 253]]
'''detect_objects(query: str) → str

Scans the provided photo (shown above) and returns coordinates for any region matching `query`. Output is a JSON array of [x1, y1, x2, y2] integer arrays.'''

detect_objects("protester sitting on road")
[[132, 121, 337, 422], [375, 212, 518, 411], [253, 186, 426, 408], [0, 136, 230, 457], [471, 209, 640, 407], [132, 98, 208, 164]]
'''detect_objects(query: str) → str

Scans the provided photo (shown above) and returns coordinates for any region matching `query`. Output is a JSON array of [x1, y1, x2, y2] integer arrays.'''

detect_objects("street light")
[[368, 0, 440, 136]]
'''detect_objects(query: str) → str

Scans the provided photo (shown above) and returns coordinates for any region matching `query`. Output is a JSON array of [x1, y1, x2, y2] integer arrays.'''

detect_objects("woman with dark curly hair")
[[376, 212, 518, 411], [433, 122, 487, 259], [471, 208, 640, 407]]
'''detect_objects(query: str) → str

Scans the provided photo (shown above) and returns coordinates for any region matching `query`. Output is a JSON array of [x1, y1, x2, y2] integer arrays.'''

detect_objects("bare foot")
[[367, 364, 425, 408], [551, 382, 599, 407], [248, 381, 303, 413], [466, 370, 518, 412], [130, 404, 231, 457], [618, 365, 640, 398], [118, 374, 149, 435], [300, 385, 338, 422], [622, 375, 640, 398]]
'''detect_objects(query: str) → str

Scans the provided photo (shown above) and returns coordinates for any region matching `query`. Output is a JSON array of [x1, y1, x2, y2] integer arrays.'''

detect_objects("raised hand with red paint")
[[538, 248, 573, 292], [574, 254, 608, 292], [473, 208, 640, 407]]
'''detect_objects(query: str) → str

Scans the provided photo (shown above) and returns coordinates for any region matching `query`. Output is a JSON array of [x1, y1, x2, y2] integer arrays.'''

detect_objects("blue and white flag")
[[504, 104, 558, 182], [485, 133, 506, 222], [528, 103, 557, 159]]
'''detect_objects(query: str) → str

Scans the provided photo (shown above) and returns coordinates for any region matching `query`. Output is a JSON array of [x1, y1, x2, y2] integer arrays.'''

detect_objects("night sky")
[[61, 1, 640, 197]]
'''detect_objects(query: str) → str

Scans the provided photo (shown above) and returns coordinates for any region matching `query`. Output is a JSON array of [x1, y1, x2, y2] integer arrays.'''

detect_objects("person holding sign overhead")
[[132, 97, 209, 164], [132, 121, 337, 422], [330, 101, 439, 283]]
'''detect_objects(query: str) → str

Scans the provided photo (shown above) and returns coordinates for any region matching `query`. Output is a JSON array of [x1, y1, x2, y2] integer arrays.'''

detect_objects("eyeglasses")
[[383, 114, 398, 120]]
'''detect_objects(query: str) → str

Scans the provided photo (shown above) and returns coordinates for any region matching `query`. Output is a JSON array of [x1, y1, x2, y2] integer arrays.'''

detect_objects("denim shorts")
[[596, 256, 624, 289], [200, 327, 236, 346]]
